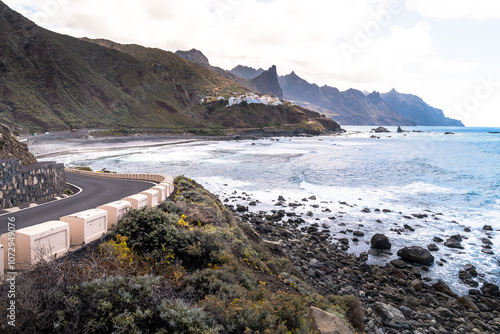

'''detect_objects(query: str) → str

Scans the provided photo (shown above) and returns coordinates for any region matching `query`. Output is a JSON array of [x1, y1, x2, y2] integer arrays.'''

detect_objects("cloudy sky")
[[4, 0, 500, 126]]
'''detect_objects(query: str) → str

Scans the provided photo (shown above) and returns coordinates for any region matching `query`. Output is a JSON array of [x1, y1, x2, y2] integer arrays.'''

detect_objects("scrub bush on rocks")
[[52, 275, 219, 334], [115, 208, 220, 269], [158, 200, 184, 215]]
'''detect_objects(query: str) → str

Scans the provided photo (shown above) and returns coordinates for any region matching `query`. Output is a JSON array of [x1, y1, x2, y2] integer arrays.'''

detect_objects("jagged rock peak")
[[175, 49, 211, 67], [250, 65, 283, 99]]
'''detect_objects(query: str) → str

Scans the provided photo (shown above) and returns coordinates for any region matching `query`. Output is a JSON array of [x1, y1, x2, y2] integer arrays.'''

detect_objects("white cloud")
[[407, 0, 500, 20]]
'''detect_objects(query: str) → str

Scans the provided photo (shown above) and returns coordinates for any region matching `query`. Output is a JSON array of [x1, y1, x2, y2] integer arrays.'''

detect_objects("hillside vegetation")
[[0, 176, 362, 333], [1, 2, 338, 134]]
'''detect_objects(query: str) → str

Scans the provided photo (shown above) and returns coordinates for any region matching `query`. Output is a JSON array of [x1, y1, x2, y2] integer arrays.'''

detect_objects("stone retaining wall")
[[1, 170, 175, 272], [0, 160, 66, 209]]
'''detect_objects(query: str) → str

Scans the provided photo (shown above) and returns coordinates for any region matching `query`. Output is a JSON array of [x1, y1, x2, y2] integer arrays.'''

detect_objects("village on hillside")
[[201, 93, 296, 107]]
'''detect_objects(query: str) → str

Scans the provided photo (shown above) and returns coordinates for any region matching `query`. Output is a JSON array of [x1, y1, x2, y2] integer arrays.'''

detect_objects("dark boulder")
[[371, 234, 391, 250], [397, 246, 434, 265], [481, 282, 500, 297], [372, 126, 390, 133], [433, 280, 457, 297], [353, 231, 365, 237], [427, 244, 439, 252], [236, 204, 248, 212], [444, 235, 464, 249]]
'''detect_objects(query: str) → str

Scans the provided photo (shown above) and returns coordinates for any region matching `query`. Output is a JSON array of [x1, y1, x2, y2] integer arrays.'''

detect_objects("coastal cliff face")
[[205, 100, 341, 134], [0, 123, 37, 165], [278, 72, 415, 126], [381, 89, 464, 126]]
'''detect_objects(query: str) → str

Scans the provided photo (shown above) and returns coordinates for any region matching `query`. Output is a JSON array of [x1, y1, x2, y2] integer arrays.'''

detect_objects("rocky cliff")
[[279, 72, 414, 126], [0, 123, 37, 165], [381, 89, 464, 126], [175, 50, 283, 99], [249, 65, 283, 99], [229, 65, 264, 79], [175, 48, 254, 90]]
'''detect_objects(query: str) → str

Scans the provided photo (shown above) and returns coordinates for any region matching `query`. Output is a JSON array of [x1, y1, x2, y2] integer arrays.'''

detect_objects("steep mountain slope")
[[84, 40, 248, 98], [175, 49, 254, 91], [279, 72, 414, 126], [0, 1, 211, 131], [175, 50, 282, 99], [0, 1, 338, 135], [0, 123, 37, 165], [381, 89, 464, 126], [249, 65, 283, 99], [229, 65, 264, 79]]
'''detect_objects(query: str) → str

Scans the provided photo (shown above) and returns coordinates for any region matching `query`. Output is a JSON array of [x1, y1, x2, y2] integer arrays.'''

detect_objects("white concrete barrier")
[[151, 186, 166, 202], [0, 221, 70, 269], [0, 244, 4, 278], [122, 194, 148, 210], [60, 209, 108, 245], [97, 201, 132, 229], [155, 183, 169, 195], [139, 189, 159, 207], [161, 181, 175, 196]]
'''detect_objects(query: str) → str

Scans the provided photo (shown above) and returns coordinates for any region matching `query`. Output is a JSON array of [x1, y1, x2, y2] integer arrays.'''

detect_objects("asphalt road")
[[0, 172, 155, 235]]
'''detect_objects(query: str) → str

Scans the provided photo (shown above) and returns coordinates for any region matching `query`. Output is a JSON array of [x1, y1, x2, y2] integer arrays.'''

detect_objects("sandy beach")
[[26, 131, 200, 159]]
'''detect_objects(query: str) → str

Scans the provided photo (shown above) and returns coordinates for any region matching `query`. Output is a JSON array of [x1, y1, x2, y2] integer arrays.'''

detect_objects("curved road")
[[0, 173, 155, 234]]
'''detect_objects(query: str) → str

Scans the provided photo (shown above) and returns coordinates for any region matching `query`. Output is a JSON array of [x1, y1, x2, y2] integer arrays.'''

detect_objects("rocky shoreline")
[[228, 201, 500, 333]]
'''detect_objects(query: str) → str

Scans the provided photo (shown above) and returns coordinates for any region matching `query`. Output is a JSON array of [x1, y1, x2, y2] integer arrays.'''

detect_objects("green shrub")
[[52, 275, 219, 333], [199, 286, 311, 334], [115, 208, 221, 269], [328, 295, 365, 331], [158, 200, 184, 215], [159, 299, 221, 334], [115, 208, 181, 255]]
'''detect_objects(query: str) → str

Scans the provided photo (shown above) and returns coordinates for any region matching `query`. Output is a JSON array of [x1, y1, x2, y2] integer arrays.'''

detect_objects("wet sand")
[[27, 133, 200, 158]]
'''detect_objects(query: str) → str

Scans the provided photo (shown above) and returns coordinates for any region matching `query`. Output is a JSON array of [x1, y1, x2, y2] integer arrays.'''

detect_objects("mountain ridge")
[[229, 65, 264, 79], [0, 1, 339, 134], [225, 63, 464, 127], [278, 71, 414, 126], [381, 89, 464, 127]]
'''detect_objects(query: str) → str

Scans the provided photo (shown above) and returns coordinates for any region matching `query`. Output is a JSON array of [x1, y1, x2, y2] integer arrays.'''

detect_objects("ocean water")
[[43, 126, 500, 294]]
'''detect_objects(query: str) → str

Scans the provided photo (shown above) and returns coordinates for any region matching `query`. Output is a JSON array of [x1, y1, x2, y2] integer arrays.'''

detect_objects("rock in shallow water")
[[428, 243, 439, 251], [397, 246, 435, 265], [444, 235, 464, 249], [371, 234, 391, 250]]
